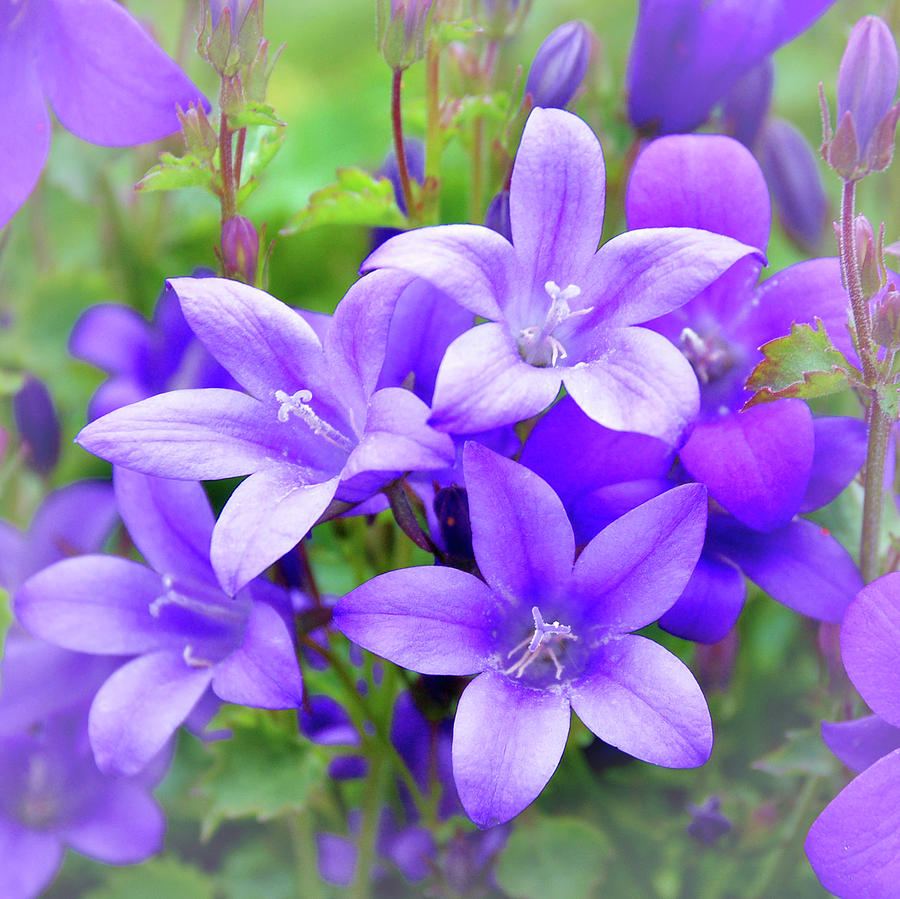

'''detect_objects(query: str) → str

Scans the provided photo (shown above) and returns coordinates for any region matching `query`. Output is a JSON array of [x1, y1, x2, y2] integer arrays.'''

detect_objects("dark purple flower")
[[0, 0, 207, 228], [525, 21, 593, 110], [806, 574, 900, 897], [686, 796, 732, 846], [75, 272, 456, 593], [627, 0, 836, 135], [12, 376, 60, 476], [0, 632, 164, 899], [335, 443, 711, 826], [14, 468, 303, 775], [365, 108, 762, 442], [299, 695, 367, 780]]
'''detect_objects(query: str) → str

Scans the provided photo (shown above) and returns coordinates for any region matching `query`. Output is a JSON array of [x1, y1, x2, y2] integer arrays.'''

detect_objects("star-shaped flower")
[[364, 107, 764, 443], [335, 443, 711, 826]]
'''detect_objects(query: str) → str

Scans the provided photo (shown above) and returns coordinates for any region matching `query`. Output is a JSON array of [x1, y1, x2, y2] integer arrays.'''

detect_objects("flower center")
[[679, 328, 733, 385], [504, 605, 578, 681], [517, 281, 593, 368], [274, 389, 354, 452]]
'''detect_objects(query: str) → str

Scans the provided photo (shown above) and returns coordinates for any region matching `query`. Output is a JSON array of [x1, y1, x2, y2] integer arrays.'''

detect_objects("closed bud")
[[177, 102, 218, 160], [873, 282, 900, 349], [376, 0, 435, 71], [13, 375, 60, 476], [824, 16, 900, 180], [475, 0, 529, 40], [525, 20, 594, 110], [209, 0, 253, 36], [221, 215, 259, 284], [484, 189, 511, 241], [854, 215, 887, 300]]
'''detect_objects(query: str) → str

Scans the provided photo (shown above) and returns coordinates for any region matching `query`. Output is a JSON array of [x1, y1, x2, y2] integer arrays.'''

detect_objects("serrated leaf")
[[752, 727, 838, 777], [136, 152, 215, 193], [83, 858, 215, 899], [228, 101, 284, 129], [743, 318, 855, 408], [876, 382, 900, 420], [495, 816, 611, 899], [197, 712, 327, 839], [281, 167, 407, 235]]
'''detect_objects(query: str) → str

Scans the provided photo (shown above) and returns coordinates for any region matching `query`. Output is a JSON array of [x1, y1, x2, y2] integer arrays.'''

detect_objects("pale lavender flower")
[[365, 108, 762, 442], [335, 443, 711, 826], [0, 0, 207, 228]]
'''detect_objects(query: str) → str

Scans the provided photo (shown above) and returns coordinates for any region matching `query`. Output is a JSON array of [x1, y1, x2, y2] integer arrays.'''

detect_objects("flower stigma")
[[274, 389, 354, 452], [504, 605, 578, 680], [679, 328, 733, 385], [517, 281, 593, 368]]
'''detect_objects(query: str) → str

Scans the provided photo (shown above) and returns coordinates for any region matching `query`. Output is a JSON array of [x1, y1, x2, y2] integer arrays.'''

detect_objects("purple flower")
[[69, 275, 238, 422], [0, 632, 164, 899], [75, 272, 455, 593], [0, 0, 207, 228], [335, 443, 712, 826], [525, 21, 593, 110], [365, 108, 762, 442], [806, 574, 900, 897], [14, 468, 303, 776], [627, 0, 836, 135], [12, 376, 60, 476]]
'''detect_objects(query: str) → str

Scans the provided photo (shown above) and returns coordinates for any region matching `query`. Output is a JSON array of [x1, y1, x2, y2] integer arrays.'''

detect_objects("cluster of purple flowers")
[[5, 2, 900, 897]]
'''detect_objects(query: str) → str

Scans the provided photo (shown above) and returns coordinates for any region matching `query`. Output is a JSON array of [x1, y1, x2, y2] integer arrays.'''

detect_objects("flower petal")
[[68, 303, 152, 377], [801, 416, 867, 513], [334, 566, 499, 675], [806, 747, 900, 899], [37, 0, 206, 145], [679, 400, 814, 532], [211, 601, 303, 708], [658, 552, 746, 644], [573, 483, 707, 632], [509, 108, 606, 291], [465, 442, 575, 607], [822, 715, 900, 775], [210, 468, 340, 595], [113, 468, 216, 585], [711, 517, 860, 623], [76, 389, 292, 479], [562, 327, 699, 444], [452, 670, 570, 827], [841, 574, 900, 727], [363, 224, 517, 320], [89, 650, 212, 776], [0, 818, 62, 899], [570, 634, 711, 767], [14, 556, 170, 655], [429, 323, 562, 434]]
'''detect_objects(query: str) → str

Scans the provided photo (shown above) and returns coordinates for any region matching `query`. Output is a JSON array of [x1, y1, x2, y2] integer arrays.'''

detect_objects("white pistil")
[[182, 645, 215, 668], [274, 389, 354, 453], [517, 281, 593, 368], [504, 605, 578, 681]]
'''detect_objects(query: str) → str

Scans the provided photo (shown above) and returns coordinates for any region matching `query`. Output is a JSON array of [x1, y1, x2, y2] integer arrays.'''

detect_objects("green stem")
[[422, 39, 441, 225], [351, 743, 387, 899], [862, 399, 892, 582], [840, 180, 876, 382], [218, 118, 237, 224], [287, 814, 324, 899], [391, 67, 415, 221]]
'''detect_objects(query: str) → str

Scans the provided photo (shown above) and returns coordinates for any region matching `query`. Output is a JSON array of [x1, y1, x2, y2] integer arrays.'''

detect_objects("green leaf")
[[236, 125, 287, 205], [876, 382, 900, 420], [743, 318, 855, 408], [435, 17, 483, 45], [495, 816, 611, 898], [752, 727, 838, 778], [228, 102, 284, 129], [197, 710, 328, 840], [450, 92, 511, 131], [280, 167, 407, 235], [83, 858, 215, 899], [135, 152, 215, 193]]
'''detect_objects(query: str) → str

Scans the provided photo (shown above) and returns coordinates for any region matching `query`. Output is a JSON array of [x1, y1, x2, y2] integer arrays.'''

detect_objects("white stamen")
[[274, 389, 354, 452]]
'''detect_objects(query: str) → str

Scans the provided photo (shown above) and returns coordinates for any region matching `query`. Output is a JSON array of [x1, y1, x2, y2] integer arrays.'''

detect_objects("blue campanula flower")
[[14, 468, 303, 776], [364, 108, 762, 443], [335, 443, 712, 827], [0, 0, 207, 229]]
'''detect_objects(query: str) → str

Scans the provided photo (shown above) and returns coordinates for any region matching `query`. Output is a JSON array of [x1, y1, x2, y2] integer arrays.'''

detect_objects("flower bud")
[[721, 58, 773, 150], [475, 0, 528, 40], [525, 21, 593, 110], [853, 214, 887, 300], [13, 375, 60, 476], [873, 282, 900, 349], [209, 0, 252, 35], [221, 215, 259, 284], [484, 190, 511, 241], [176, 102, 218, 161], [824, 15, 900, 180], [376, 0, 435, 71], [686, 797, 732, 846], [759, 119, 828, 253]]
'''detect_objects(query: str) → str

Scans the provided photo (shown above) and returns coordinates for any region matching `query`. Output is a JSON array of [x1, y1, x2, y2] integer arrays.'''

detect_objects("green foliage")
[[196, 709, 328, 840], [752, 727, 840, 778], [135, 152, 216, 194], [495, 815, 611, 898], [744, 318, 856, 407], [876, 382, 900, 420], [82, 858, 216, 899], [228, 102, 284, 129], [281, 167, 408, 235]]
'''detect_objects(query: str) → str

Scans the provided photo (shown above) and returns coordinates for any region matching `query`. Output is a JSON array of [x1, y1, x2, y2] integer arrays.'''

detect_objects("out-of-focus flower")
[[686, 796, 732, 846], [627, 0, 835, 136], [12, 376, 60, 476], [721, 59, 774, 150], [525, 21, 593, 110], [0, 0, 207, 229], [336, 443, 711, 827], [376, 0, 435, 70]]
